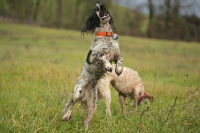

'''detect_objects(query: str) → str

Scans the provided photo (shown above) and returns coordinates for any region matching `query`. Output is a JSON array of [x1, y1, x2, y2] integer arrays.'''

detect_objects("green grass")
[[0, 22, 200, 133]]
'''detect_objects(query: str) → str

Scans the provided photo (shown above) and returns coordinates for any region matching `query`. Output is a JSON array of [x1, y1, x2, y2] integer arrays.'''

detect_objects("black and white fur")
[[62, 0, 123, 129]]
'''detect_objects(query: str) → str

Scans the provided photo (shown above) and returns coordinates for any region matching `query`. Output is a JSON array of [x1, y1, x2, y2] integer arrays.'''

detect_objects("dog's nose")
[[97, 0, 102, 3], [97, 0, 103, 5]]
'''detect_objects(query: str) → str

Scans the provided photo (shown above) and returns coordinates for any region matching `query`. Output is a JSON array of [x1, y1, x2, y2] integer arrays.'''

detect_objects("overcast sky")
[[113, 0, 200, 18]]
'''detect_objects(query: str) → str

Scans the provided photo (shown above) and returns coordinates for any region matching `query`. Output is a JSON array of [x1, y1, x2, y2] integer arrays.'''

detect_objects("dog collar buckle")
[[112, 33, 118, 40]]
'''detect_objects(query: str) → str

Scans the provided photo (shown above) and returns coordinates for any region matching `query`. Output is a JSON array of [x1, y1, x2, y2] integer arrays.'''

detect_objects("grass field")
[[0, 22, 200, 133]]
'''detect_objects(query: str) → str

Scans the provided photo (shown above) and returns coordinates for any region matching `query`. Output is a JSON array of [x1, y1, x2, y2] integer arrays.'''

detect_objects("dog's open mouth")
[[99, 5, 109, 19]]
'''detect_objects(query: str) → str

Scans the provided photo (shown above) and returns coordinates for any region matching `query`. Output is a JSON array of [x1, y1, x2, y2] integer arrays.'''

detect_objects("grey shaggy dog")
[[62, 0, 123, 129]]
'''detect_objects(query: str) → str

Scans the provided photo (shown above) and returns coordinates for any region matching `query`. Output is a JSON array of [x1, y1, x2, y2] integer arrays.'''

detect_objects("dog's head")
[[137, 92, 154, 105], [81, 0, 115, 34], [96, 0, 111, 24]]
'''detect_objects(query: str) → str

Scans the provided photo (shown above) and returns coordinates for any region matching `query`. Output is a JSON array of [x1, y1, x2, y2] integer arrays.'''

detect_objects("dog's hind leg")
[[84, 84, 98, 129], [115, 56, 123, 76]]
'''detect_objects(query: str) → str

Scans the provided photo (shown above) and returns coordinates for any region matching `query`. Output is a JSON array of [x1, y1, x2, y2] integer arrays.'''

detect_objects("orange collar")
[[96, 32, 113, 36]]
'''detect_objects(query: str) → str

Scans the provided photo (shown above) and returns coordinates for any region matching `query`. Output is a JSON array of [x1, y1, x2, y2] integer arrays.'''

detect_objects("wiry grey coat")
[[62, 0, 123, 129]]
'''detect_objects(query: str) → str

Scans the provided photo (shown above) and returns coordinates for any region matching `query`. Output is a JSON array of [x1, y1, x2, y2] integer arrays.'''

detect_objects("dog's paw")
[[115, 67, 123, 76], [115, 69, 121, 76], [62, 115, 71, 121], [106, 67, 112, 72], [84, 120, 89, 130]]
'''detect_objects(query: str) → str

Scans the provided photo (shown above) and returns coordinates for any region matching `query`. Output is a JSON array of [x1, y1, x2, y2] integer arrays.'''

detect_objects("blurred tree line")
[[0, 0, 200, 42], [147, 0, 200, 42], [0, 0, 110, 30]]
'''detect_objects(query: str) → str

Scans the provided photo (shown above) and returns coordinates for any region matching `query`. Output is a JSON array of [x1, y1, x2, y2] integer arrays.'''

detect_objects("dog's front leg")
[[119, 93, 126, 114], [104, 89, 111, 116], [84, 85, 98, 129], [115, 56, 123, 76], [133, 91, 138, 111]]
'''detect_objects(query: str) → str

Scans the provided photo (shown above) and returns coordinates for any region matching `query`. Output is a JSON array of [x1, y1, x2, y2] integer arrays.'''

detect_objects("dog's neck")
[[95, 22, 113, 33]]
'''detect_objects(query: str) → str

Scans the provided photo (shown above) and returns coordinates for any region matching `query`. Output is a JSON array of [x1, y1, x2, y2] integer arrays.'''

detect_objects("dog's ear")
[[81, 12, 100, 34], [108, 13, 114, 25], [81, 16, 92, 33], [108, 12, 116, 31]]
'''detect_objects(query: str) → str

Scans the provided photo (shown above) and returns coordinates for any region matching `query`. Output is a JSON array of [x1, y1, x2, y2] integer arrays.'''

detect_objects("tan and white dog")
[[98, 64, 154, 114]]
